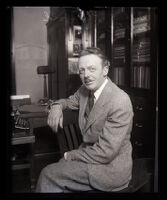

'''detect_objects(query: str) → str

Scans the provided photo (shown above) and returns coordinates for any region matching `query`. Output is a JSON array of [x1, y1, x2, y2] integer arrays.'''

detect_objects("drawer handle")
[[136, 105, 143, 111], [135, 141, 143, 146], [135, 123, 143, 128]]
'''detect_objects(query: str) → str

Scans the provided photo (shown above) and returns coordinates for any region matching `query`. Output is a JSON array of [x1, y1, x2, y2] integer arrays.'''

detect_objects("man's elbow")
[[98, 150, 117, 164]]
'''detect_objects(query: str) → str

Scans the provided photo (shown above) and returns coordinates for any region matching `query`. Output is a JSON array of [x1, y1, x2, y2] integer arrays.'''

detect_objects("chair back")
[[57, 110, 82, 156]]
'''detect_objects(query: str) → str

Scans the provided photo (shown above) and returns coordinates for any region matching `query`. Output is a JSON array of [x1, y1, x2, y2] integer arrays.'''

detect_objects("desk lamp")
[[37, 66, 54, 104]]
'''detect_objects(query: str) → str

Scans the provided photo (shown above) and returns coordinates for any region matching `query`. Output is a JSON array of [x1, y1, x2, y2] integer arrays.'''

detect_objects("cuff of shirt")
[[65, 150, 77, 161], [50, 99, 67, 110]]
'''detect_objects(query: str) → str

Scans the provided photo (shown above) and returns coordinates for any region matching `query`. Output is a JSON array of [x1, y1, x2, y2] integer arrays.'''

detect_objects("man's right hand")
[[47, 104, 63, 132]]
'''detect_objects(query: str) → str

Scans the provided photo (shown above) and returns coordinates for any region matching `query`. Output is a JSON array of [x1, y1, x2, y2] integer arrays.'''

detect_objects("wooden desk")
[[12, 129, 35, 191], [13, 104, 48, 191], [19, 104, 48, 130]]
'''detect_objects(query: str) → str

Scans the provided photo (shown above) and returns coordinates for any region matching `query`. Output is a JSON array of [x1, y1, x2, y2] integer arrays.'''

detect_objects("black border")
[[4, 1, 160, 199]]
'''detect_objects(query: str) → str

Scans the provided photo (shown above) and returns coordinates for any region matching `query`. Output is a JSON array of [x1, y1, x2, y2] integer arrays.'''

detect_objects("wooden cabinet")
[[109, 7, 158, 159], [47, 7, 94, 99], [96, 8, 111, 60], [130, 94, 156, 159], [95, 7, 158, 159], [11, 120, 35, 191]]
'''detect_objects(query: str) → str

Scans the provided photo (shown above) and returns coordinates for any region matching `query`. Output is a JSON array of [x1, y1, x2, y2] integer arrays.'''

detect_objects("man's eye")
[[90, 67, 95, 72], [79, 69, 84, 74]]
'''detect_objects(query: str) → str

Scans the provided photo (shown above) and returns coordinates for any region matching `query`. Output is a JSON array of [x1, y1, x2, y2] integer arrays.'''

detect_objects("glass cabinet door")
[[96, 8, 111, 61], [131, 7, 151, 89], [111, 7, 130, 87]]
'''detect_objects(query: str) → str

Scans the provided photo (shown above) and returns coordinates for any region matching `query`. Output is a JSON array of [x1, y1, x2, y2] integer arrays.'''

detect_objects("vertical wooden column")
[[47, 7, 68, 100]]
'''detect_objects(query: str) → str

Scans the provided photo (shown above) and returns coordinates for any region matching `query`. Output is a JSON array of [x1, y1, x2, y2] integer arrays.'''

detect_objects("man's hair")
[[79, 47, 110, 67]]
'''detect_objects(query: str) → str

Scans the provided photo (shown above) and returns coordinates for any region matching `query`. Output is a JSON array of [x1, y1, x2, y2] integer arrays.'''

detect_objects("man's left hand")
[[64, 152, 68, 160]]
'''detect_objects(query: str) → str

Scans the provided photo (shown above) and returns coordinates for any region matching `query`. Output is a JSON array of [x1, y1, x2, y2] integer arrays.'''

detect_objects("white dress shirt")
[[93, 78, 108, 104]]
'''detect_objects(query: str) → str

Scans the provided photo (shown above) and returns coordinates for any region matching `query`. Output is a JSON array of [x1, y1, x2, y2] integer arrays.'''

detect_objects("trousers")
[[35, 158, 95, 193]]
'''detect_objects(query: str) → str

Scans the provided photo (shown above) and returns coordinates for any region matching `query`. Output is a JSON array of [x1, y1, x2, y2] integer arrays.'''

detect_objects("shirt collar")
[[94, 78, 108, 102]]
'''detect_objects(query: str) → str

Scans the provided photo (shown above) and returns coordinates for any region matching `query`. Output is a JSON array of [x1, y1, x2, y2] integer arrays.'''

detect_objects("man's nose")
[[84, 69, 89, 78]]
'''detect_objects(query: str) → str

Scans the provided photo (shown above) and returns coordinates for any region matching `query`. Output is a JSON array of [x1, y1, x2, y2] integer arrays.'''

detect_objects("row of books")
[[113, 45, 125, 56], [133, 48, 150, 55], [113, 45, 126, 64], [113, 56, 150, 63], [133, 15, 150, 34], [133, 37, 150, 46], [133, 15, 149, 25], [132, 38, 150, 62], [114, 28, 126, 40], [112, 67, 125, 86], [131, 66, 150, 89], [112, 66, 150, 89], [132, 56, 150, 62]]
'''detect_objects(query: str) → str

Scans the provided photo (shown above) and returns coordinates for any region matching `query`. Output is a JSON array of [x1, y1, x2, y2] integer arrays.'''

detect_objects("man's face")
[[78, 54, 109, 91]]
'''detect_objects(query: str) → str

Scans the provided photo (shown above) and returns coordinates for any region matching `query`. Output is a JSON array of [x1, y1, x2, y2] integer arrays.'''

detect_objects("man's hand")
[[47, 104, 63, 132], [64, 152, 68, 160]]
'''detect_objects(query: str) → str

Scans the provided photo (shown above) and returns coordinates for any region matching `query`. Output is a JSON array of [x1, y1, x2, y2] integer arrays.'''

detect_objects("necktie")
[[89, 91, 94, 112], [85, 91, 94, 117]]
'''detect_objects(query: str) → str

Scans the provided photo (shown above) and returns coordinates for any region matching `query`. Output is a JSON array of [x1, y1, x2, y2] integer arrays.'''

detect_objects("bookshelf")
[[109, 7, 158, 159], [111, 7, 130, 87], [131, 7, 151, 89], [109, 7, 157, 91]]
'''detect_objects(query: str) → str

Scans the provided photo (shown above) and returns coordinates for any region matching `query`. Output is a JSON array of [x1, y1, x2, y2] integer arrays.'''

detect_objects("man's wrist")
[[51, 103, 63, 110], [64, 151, 74, 161]]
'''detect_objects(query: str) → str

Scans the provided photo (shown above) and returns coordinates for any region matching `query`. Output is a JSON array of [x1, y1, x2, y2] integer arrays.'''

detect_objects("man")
[[36, 47, 134, 193]]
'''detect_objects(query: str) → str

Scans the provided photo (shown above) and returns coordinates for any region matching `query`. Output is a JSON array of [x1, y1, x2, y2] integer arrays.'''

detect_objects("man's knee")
[[40, 166, 48, 177], [39, 164, 52, 178], [40, 162, 61, 179]]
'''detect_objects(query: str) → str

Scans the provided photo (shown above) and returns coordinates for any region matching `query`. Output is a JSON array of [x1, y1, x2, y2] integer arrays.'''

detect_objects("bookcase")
[[131, 8, 151, 89], [96, 7, 158, 159], [109, 7, 158, 159], [111, 7, 130, 87]]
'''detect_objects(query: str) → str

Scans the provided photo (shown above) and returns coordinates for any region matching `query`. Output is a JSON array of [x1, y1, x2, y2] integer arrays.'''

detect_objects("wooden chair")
[[57, 110, 154, 193]]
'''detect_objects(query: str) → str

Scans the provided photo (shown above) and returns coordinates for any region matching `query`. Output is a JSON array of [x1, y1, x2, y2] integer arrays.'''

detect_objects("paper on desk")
[[10, 95, 30, 100]]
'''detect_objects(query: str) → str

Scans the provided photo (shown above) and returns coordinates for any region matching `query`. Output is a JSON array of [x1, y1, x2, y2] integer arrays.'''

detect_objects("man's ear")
[[103, 65, 109, 76]]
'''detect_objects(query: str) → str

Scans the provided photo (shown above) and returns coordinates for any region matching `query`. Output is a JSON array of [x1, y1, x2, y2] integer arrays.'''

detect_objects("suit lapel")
[[79, 89, 89, 131], [84, 79, 113, 132]]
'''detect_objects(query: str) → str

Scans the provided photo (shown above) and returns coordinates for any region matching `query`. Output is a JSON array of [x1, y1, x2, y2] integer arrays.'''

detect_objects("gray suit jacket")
[[55, 78, 134, 191]]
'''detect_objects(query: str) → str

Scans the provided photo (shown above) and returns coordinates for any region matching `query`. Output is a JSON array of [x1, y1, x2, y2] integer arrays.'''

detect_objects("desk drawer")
[[131, 138, 155, 158], [131, 119, 155, 158], [133, 120, 150, 132], [132, 118, 155, 136], [131, 96, 152, 120]]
